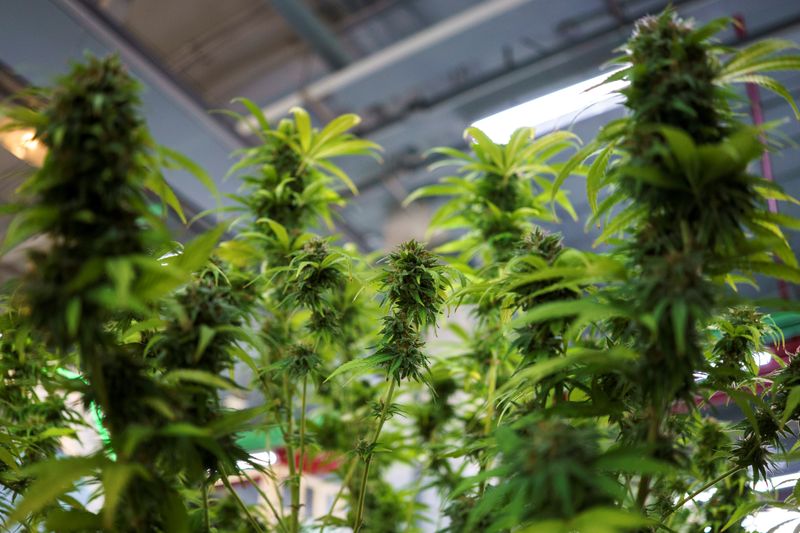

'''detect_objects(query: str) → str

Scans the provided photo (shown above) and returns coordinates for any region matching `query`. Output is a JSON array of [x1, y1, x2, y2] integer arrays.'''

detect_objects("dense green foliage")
[[2, 8, 800, 533]]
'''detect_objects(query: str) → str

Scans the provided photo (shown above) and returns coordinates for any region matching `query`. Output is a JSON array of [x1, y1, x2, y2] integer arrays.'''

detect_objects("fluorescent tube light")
[[472, 70, 627, 143], [742, 508, 800, 532]]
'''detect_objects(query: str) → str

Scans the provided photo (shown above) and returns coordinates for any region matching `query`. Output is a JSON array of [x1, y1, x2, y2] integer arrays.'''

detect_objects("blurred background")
[[2, 1, 800, 530]]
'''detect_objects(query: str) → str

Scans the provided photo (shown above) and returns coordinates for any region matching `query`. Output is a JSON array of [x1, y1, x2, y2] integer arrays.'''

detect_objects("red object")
[[275, 448, 341, 474]]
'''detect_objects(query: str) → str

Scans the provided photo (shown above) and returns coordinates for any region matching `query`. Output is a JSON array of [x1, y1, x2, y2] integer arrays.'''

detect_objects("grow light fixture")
[[472, 70, 627, 143]]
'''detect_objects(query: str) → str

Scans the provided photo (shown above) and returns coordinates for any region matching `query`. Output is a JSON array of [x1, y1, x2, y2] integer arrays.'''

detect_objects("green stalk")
[[299, 376, 308, 478], [296, 375, 309, 526], [353, 378, 397, 533], [478, 354, 498, 494], [283, 376, 299, 533], [320, 457, 358, 533], [240, 468, 288, 533], [202, 480, 210, 531], [484, 355, 498, 435], [665, 466, 742, 518], [636, 405, 661, 508], [220, 468, 266, 533]]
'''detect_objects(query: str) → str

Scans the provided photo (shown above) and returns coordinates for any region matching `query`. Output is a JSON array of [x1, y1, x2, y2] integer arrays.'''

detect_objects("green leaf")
[[195, 325, 216, 362], [263, 218, 290, 249], [101, 462, 139, 529], [315, 158, 359, 195], [313, 113, 361, 149], [159, 145, 219, 200], [403, 184, 463, 207], [2, 206, 56, 253], [780, 386, 800, 426], [178, 225, 227, 272], [586, 143, 614, 213], [725, 389, 763, 438], [723, 38, 799, 75], [161, 487, 190, 533], [504, 127, 535, 164], [291, 107, 313, 153], [7, 456, 102, 526], [159, 423, 210, 439], [552, 140, 600, 200], [570, 507, 652, 532], [325, 355, 384, 383], [313, 138, 381, 160], [162, 369, 240, 390], [659, 126, 698, 180], [0, 445, 18, 472], [144, 171, 187, 223], [45, 509, 101, 532], [690, 17, 730, 44], [720, 55, 800, 81], [721, 500, 767, 531], [233, 96, 270, 132], [464, 126, 504, 169], [66, 297, 81, 338], [733, 74, 800, 118], [671, 300, 688, 355]]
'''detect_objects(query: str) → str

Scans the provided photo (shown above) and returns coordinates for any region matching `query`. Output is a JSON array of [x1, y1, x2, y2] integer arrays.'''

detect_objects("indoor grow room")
[[2, 2, 800, 533]]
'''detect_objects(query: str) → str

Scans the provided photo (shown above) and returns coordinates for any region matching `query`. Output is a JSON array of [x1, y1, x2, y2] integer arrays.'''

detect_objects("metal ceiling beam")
[[59, 0, 247, 152], [268, 0, 352, 70], [241, 0, 532, 130]]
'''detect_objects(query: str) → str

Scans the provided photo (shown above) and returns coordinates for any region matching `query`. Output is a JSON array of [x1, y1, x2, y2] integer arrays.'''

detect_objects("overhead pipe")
[[268, 0, 352, 70], [239, 0, 534, 131]]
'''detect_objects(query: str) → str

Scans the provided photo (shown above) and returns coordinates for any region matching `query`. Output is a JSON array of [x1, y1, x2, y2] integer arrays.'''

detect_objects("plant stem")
[[484, 355, 498, 435], [478, 354, 498, 494], [283, 376, 299, 533], [220, 468, 267, 533], [295, 375, 309, 527], [240, 468, 288, 533], [299, 376, 308, 478], [353, 378, 397, 533], [664, 466, 742, 518], [202, 480, 210, 532], [320, 457, 358, 533], [636, 404, 661, 508]]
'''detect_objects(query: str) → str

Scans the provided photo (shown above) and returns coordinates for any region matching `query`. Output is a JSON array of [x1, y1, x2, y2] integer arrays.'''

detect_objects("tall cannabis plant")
[[402, 8, 800, 532], [404, 126, 587, 518], [543, 8, 800, 531], [0, 55, 259, 532], [223, 103, 384, 532]]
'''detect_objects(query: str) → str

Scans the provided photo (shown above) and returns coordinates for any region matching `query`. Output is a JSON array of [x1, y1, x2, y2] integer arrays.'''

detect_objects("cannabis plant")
[[0, 55, 261, 532], [402, 8, 800, 532], [2, 7, 800, 533], [221, 102, 389, 533]]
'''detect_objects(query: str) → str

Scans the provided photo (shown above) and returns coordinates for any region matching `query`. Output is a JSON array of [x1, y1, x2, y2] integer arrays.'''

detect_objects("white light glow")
[[0, 122, 46, 167], [472, 70, 627, 143], [742, 508, 800, 532], [692, 488, 716, 503], [753, 472, 798, 493], [237, 451, 278, 471], [755, 350, 775, 367], [158, 251, 179, 267]]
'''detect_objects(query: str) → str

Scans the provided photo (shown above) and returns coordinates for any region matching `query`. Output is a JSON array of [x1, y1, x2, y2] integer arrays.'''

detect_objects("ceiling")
[[1, 0, 800, 298]]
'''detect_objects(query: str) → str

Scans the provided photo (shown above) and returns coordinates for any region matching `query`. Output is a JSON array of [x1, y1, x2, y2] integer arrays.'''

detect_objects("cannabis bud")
[[381, 239, 449, 329]]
